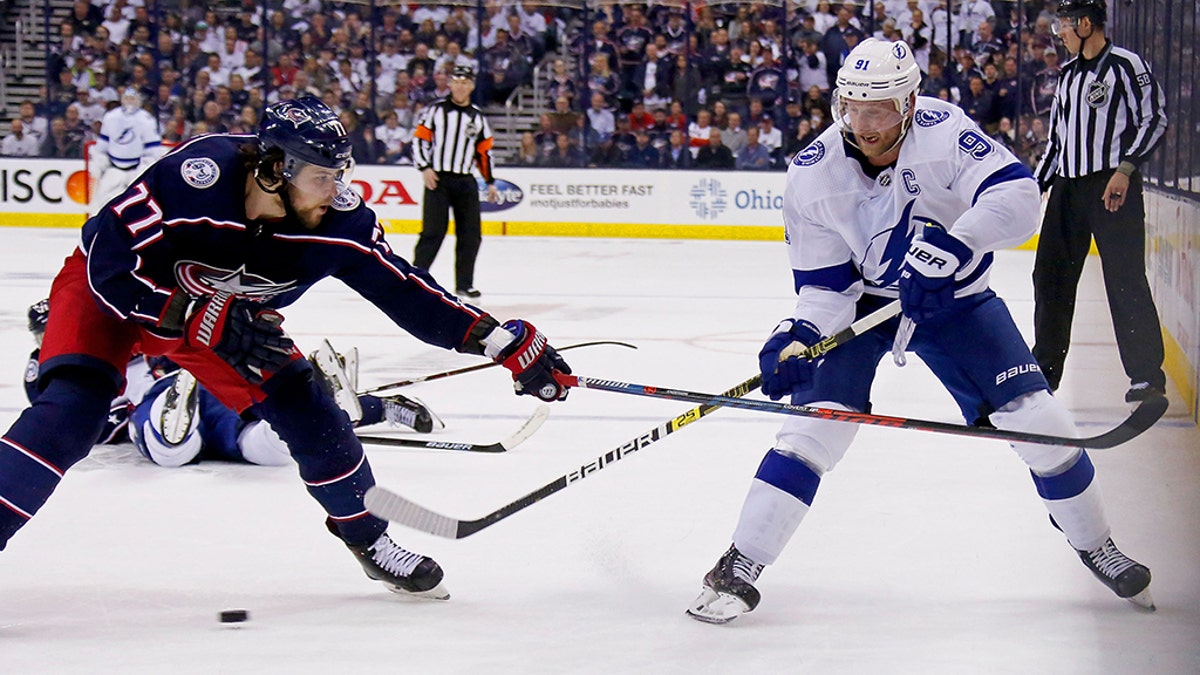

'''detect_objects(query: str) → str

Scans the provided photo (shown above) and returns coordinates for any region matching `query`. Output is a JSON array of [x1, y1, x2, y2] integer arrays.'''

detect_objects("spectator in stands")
[[17, 101, 49, 146], [687, 109, 714, 158], [801, 84, 832, 124], [534, 113, 559, 158], [722, 111, 748, 157], [38, 117, 82, 159], [161, 103, 192, 143], [517, 132, 540, 166], [694, 128, 734, 170], [628, 130, 660, 169], [576, 19, 619, 76], [921, 59, 952, 99], [745, 98, 766, 127], [698, 27, 732, 104], [632, 44, 673, 111], [785, 118, 819, 159], [660, 129, 691, 169], [548, 96, 579, 134], [1030, 47, 1061, 124], [545, 133, 585, 167], [545, 58, 577, 110], [758, 113, 783, 162], [69, 0, 103, 37], [959, 75, 998, 131], [995, 56, 1023, 122], [669, 54, 701, 116], [588, 132, 624, 168], [902, 7, 933, 74], [617, 6, 654, 99], [480, 32, 524, 104], [2, 120, 40, 157], [747, 50, 786, 111], [797, 38, 829, 94], [736, 126, 771, 171], [666, 101, 688, 132], [376, 111, 412, 164], [585, 53, 620, 110], [627, 101, 654, 132], [821, 6, 860, 85], [586, 92, 616, 138], [720, 45, 753, 114], [388, 91, 415, 129]]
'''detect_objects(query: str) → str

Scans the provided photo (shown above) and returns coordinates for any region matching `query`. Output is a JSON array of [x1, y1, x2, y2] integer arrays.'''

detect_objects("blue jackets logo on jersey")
[[331, 188, 361, 211], [175, 262, 297, 300], [180, 158, 220, 189], [914, 110, 950, 127], [793, 141, 825, 166]]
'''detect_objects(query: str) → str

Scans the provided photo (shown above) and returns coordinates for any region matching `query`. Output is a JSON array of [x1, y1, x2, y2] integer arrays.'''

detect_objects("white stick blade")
[[364, 486, 459, 539]]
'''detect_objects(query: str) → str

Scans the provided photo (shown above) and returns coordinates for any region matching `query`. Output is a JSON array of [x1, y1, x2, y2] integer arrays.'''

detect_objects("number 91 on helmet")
[[257, 96, 355, 197], [833, 39, 922, 153]]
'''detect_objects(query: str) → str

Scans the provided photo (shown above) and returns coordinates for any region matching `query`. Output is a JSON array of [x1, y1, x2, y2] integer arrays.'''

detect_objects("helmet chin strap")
[[252, 164, 302, 223]]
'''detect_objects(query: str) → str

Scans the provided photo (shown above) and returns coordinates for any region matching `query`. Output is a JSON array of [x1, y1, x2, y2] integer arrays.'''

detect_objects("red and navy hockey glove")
[[184, 293, 295, 384], [898, 223, 972, 323], [759, 318, 821, 400], [496, 319, 572, 401]]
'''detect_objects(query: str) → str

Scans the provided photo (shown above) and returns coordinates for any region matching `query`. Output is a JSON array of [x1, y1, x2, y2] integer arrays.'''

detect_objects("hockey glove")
[[496, 319, 572, 402], [759, 318, 821, 401], [184, 293, 295, 385], [898, 224, 972, 323]]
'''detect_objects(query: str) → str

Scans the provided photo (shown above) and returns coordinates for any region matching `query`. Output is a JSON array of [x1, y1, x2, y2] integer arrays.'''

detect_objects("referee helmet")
[[1056, 0, 1107, 25]]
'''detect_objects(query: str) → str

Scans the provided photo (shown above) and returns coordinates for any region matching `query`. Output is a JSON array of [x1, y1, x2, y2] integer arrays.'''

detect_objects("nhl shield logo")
[[1086, 81, 1110, 108], [181, 157, 220, 188]]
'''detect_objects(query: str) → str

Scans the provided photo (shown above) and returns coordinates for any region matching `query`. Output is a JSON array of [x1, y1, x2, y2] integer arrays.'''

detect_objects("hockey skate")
[[158, 370, 199, 445], [328, 519, 448, 600], [381, 394, 444, 433], [1077, 537, 1155, 610], [309, 339, 362, 423], [686, 544, 764, 624]]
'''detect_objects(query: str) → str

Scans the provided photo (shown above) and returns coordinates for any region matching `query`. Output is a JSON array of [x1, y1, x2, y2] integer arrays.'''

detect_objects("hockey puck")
[[219, 609, 249, 624]]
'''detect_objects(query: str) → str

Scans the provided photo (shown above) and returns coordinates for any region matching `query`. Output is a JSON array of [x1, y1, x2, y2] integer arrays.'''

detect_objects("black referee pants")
[[1032, 170, 1165, 391], [413, 172, 482, 291]]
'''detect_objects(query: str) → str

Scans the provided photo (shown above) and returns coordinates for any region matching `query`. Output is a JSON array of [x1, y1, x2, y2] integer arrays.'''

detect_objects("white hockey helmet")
[[835, 38, 922, 114], [121, 87, 143, 114]]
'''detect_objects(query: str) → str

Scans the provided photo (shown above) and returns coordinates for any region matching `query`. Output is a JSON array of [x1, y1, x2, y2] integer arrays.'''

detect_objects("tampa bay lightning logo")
[[175, 262, 296, 300], [915, 110, 950, 127], [892, 43, 908, 59], [793, 140, 825, 166], [180, 157, 220, 188], [331, 187, 361, 211]]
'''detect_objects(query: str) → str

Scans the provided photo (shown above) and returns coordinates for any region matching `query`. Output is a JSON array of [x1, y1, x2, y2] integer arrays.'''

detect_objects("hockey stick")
[[357, 405, 550, 453], [363, 302, 902, 538], [359, 340, 638, 394], [560, 376, 1168, 450]]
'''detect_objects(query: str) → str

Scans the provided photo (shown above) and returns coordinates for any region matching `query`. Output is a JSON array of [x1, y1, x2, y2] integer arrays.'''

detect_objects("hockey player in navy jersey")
[[1, 96, 572, 600], [687, 39, 1153, 624]]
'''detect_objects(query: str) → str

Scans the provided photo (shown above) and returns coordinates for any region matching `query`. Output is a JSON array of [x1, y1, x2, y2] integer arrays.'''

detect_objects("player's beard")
[[283, 183, 330, 229]]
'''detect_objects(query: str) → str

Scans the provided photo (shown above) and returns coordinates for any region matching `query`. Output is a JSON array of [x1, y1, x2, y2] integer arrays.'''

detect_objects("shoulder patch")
[[331, 187, 362, 211], [24, 358, 39, 384], [180, 157, 220, 188], [793, 140, 825, 167], [915, 109, 951, 127]]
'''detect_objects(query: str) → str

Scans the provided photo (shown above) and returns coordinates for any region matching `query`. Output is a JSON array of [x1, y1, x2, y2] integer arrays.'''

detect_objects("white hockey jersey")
[[95, 107, 162, 170], [783, 97, 1040, 335]]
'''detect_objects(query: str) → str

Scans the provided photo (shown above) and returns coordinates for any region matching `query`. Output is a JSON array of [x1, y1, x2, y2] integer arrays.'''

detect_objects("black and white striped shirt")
[[413, 98, 495, 182], [1035, 40, 1167, 186]]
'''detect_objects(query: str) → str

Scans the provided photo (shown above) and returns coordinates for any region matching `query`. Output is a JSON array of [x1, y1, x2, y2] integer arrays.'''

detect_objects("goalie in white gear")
[[687, 38, 1155, 625], [89, 88, 164, 215]]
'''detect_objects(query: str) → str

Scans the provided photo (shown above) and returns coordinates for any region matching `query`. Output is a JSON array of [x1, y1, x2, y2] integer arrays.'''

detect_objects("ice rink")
[[0, 227, 1196, 674]]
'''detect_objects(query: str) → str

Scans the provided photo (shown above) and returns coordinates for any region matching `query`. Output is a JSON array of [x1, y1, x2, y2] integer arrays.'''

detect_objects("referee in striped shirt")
[[412, 64, 498, 299], [1032, 0, 1168, 403]]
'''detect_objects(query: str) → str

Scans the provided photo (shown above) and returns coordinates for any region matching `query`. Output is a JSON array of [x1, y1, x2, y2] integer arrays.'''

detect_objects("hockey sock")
[[1032, 451, 1111, 552], [733, 449, 821, 565], [0, 369, 117, 549], [254, 361, 386, 545], [357, 395, 386, 427]]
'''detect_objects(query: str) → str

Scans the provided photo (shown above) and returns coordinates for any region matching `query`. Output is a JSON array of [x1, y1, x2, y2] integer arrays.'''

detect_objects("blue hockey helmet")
[[258, 96, 353, 183]]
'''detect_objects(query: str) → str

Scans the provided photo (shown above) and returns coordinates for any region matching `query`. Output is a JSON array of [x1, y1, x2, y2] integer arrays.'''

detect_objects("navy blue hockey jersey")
[[80, 134, 485, 350]]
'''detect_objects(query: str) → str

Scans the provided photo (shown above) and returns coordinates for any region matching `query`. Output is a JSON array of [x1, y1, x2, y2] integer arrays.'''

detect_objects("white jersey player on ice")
[[687, 38, 1155, 624], [89, 87, 163, 215]]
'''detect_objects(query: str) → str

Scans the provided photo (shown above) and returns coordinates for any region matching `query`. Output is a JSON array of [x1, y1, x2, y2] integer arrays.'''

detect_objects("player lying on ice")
[[688, 38, 1153, 624], [26, 300, 442, 467], [0, 96, 572, 601]]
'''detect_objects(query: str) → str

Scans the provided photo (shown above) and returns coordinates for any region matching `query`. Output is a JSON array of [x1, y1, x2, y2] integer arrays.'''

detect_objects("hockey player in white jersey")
[[687, 39, 1153, 624], [89, 87, 163, 215]]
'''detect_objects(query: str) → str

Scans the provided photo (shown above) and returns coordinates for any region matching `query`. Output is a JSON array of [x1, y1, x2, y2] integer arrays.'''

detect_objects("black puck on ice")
[[219, 609, 249, 624]]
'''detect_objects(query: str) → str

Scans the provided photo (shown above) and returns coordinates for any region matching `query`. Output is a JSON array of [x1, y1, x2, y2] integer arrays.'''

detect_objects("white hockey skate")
[[1078, 538, 1155, 610], [158, 369, 199, 445], [687, 544, 764, 624], [309, 339, 362, 423]]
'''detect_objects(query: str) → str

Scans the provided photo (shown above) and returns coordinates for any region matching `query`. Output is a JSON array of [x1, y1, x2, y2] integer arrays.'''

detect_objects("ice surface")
[[0, 228, 1196, 674]]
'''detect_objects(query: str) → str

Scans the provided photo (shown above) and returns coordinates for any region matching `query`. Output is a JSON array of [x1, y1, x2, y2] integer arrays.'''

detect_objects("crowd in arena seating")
[[2, 0, 1062, 174]]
